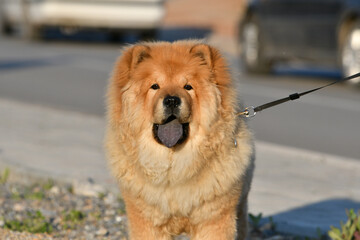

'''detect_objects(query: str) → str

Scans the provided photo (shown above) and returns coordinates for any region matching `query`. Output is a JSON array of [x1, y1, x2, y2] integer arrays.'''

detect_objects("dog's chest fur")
[[120, 133, 249, 222]]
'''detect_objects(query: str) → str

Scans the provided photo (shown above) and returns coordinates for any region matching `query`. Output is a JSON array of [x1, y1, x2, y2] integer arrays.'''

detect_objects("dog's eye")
[[150, 84, 160, 90], [184, 84, 193, 90]]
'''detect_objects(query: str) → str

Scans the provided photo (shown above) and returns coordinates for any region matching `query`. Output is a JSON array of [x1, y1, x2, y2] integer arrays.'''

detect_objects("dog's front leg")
[[124, 195, 172, 240], [191, 209, 237, 240]]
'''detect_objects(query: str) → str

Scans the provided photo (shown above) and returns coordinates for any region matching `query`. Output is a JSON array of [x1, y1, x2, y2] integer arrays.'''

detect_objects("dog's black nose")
[[163, 96, 181, 109]]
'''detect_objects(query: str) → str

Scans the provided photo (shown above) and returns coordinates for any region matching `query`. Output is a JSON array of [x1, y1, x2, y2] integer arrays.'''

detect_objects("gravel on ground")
[[0, 170, 298, 240]]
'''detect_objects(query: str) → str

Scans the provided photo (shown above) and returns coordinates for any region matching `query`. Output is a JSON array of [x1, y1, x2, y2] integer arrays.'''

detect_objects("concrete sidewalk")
[[0, 98, 359, 237]]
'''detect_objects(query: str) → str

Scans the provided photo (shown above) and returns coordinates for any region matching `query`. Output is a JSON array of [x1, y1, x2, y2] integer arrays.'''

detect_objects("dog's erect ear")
[[189, 44, 214, 68], [132, 45, 151, 68], [190, 43, 231, 86], [131, 45, 151, 68], [111, 45, 151, 85], [107, 44, 151, 125], [126, 45, 151, 70]]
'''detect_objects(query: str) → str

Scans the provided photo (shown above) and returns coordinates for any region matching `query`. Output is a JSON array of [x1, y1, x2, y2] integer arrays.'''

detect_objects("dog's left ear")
[[190, 44, 214, 68], [190, 43, 230, 86]]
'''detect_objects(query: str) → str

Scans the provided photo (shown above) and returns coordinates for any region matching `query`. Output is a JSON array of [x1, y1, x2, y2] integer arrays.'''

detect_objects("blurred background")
[[0, 0, 359, 236], [0, 0, 359, 158]]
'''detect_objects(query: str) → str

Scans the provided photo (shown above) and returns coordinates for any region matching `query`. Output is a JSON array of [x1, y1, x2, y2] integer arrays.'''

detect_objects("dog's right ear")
[[107, 45, 151, 122], [125, 45, 151, 70], [110, 45, 151, 90]]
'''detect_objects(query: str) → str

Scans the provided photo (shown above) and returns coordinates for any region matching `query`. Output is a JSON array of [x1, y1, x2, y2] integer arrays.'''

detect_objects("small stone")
[[84, 225, 92, 231], [85, 232, 96, 240], [104, 193, 116, 205], [115, 216, 124, 223], [13, 203, 25, 212], [73, 180, 106, 197], [69, 231, 78, 238], [105, 209, 115, 216], [15, 214, 23, 221], [40, 209, 56, 219], [96, 227, 109, 236], [49, 186, 61, 195], [0, 220, 4, 227], [53, 217, 62, 225]]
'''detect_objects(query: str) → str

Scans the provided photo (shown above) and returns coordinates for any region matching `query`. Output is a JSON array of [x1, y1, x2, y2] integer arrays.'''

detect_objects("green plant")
[[249, 213, 263, 231], [66, 185, 74, 194], [64, 210, 85, 223], [90, 211, 102, 220], [316, 227, 328, 240], [269, 216, 277, 231], [328, 209, 360, 240], [42, 179, 55, 190], [98, 192, 106, 200], [4, 211, 53, 234], [21, 184, 46, 200], [0, 168, 10, 184], [62, 209, 85, 229], [10, 188, 22, 200], [117, 195, 126, 215], [25, 190, 45, 200]]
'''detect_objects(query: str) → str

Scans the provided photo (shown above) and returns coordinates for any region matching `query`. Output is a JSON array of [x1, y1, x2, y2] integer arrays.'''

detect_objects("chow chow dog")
[[105, 40, 254, 240]]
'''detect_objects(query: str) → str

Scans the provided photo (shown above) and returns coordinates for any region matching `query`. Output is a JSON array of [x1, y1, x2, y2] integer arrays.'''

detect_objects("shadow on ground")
[[266, 198, 360, 237]]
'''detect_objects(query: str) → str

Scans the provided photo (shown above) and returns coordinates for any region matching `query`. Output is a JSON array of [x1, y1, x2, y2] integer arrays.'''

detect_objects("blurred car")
[[239, 0, 360, 84], [0, 0, 165, 40]]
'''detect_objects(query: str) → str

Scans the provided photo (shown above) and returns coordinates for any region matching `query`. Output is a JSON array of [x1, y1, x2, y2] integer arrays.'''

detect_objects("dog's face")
[[108, 41, 232, 149], [151, 79, 192, 148]]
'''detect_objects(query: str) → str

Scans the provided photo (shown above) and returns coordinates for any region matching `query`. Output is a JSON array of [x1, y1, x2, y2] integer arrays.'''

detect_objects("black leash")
[[237, 72, 360, 118]]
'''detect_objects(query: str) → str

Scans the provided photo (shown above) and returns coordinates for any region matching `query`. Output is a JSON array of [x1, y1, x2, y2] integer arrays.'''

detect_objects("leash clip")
[[236, 72, 360, 119], [238, 106, 256, 118]]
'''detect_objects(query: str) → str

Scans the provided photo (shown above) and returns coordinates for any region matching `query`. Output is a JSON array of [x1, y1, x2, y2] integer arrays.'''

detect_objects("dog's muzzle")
[[153, 95, 189, 148]]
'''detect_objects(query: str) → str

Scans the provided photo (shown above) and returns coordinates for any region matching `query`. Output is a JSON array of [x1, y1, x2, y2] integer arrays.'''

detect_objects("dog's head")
[[107, 41, 234, 149]]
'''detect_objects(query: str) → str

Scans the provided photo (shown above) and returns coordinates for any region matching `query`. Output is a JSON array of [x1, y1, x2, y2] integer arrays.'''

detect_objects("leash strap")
[[237, 72, 360, 118]]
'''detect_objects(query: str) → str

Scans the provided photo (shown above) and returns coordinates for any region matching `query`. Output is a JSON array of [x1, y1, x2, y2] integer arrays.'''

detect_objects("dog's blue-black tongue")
[[157, 119, 183, 148]]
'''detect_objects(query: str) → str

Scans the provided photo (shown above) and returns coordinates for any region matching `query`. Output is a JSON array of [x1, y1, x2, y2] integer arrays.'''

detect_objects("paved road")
[[0, 37, 359, 159], [238, 73, 360, 160]]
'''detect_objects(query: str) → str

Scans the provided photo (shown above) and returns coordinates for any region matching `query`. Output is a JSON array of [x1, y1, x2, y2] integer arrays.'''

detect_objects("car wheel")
[[341, 21, 360, 85], [0, 18, 14, 35], [0, 4, 14, 36], [240, 18, 272, 73]]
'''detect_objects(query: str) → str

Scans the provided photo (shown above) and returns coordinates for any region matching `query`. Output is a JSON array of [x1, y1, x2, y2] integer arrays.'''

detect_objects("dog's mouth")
[[153, 115, 189, 148]]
